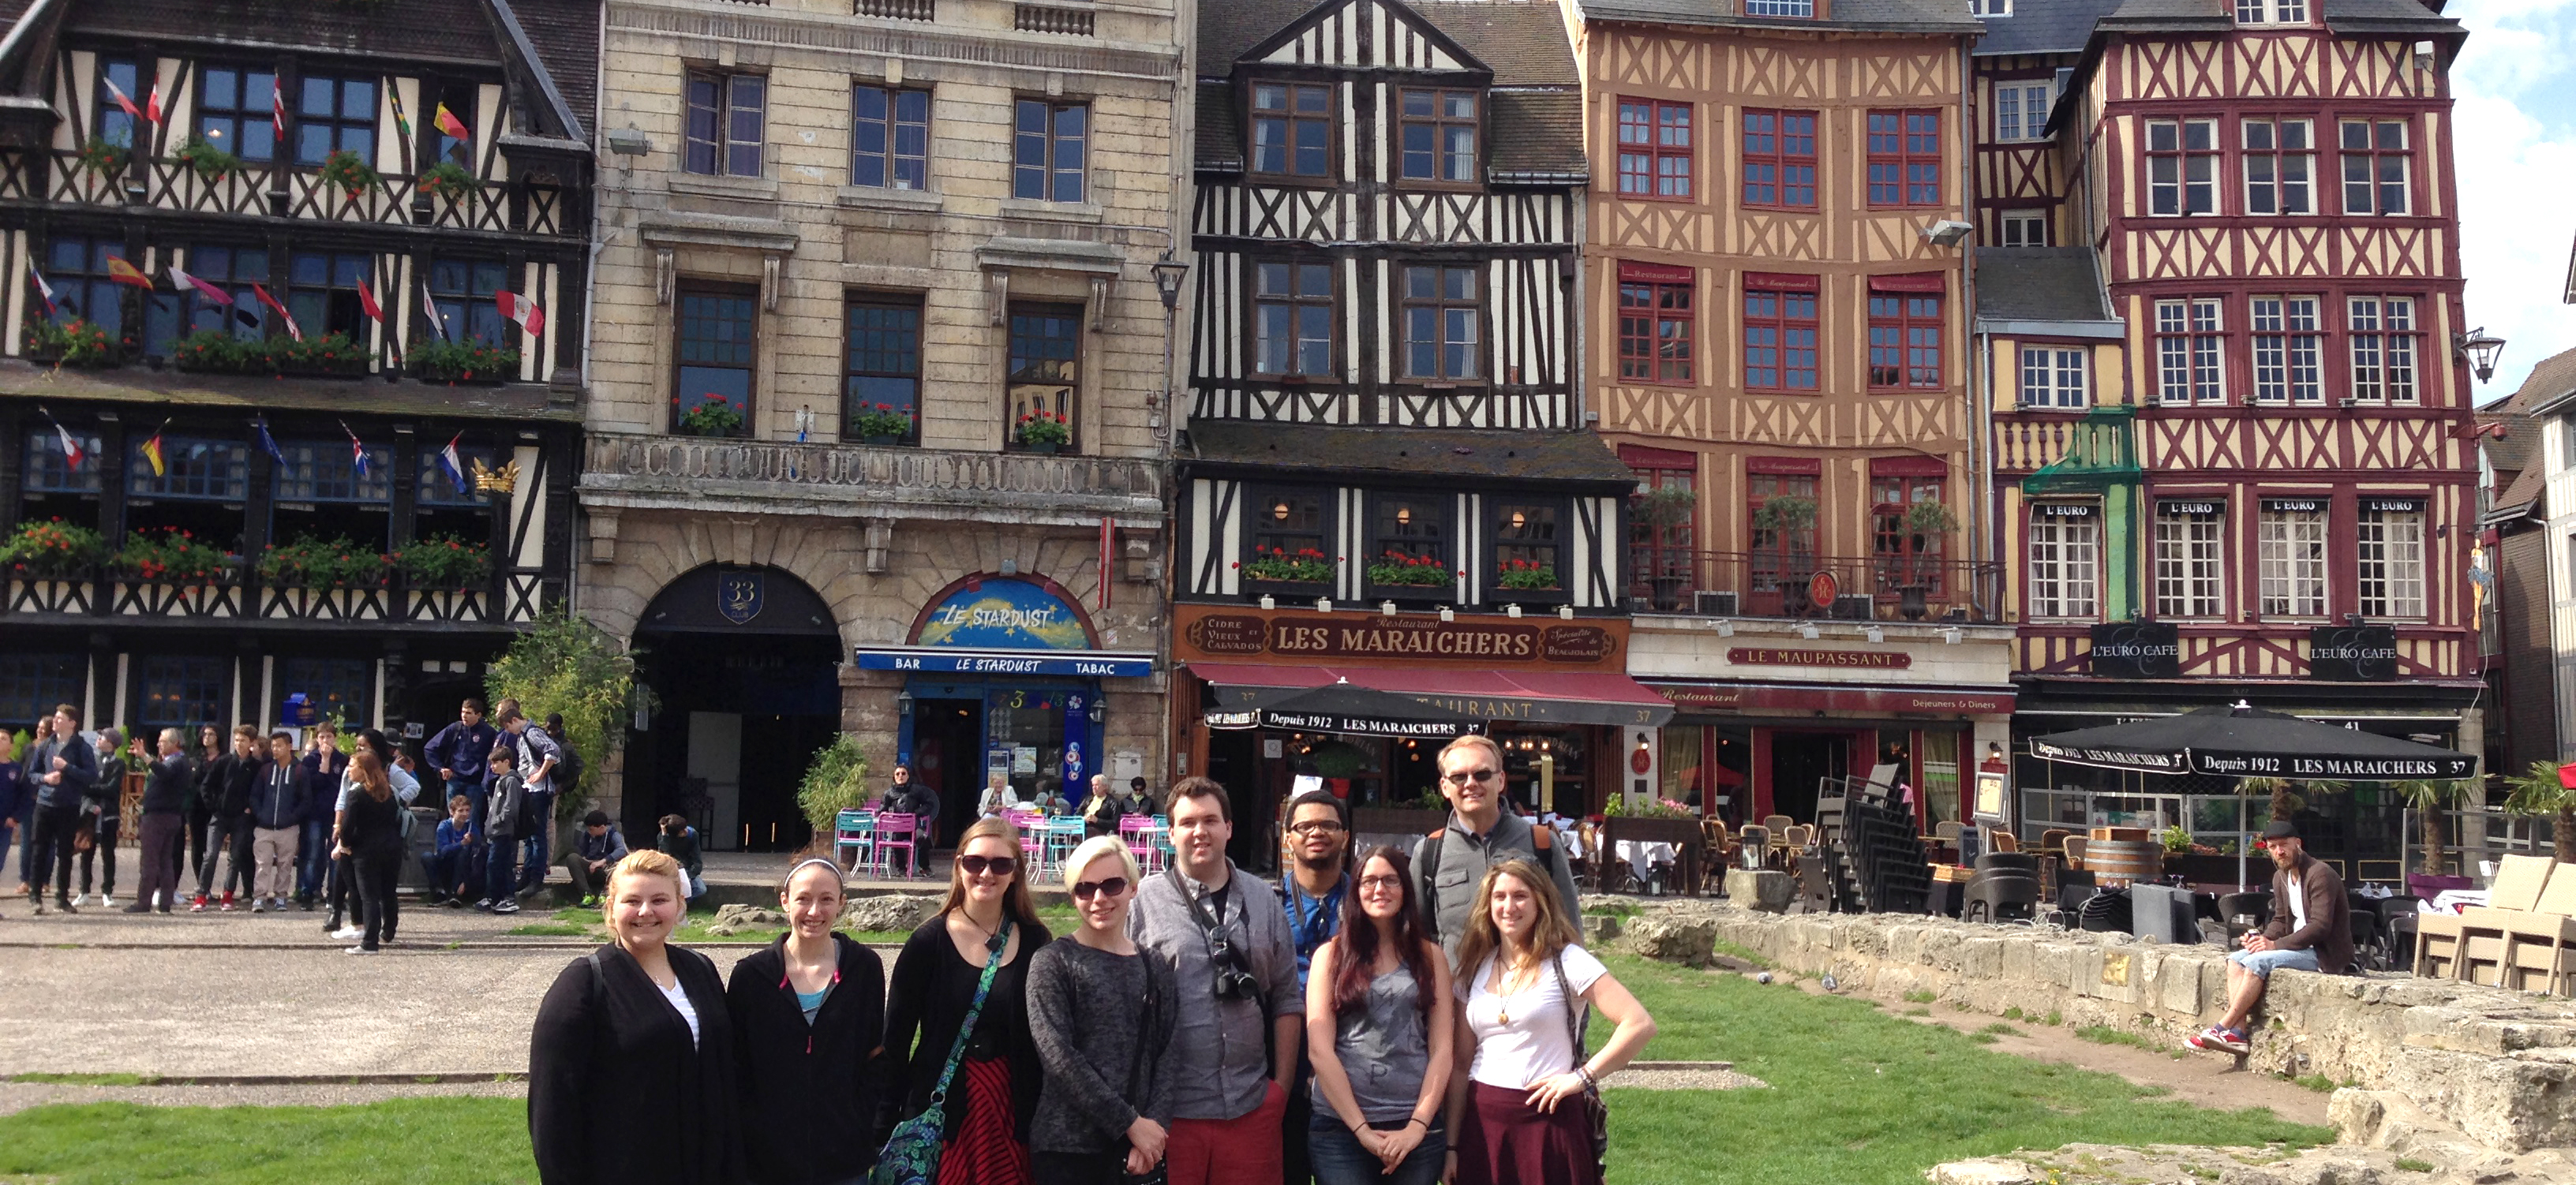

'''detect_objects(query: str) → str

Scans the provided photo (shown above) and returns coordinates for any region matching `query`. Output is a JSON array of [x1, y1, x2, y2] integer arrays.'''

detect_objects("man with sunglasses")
[[1276, 788, 1350, 1185], [1410, 733, 1581, 961], [1129, 776, 1302, 1185]]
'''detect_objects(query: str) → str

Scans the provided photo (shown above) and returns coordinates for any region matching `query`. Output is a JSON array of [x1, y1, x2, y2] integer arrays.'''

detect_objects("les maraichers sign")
[[1184, 611, 1619, 666]]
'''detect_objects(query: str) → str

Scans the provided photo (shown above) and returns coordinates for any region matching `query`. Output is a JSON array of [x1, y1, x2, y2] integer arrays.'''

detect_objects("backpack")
[[552, 739, 584, 794]]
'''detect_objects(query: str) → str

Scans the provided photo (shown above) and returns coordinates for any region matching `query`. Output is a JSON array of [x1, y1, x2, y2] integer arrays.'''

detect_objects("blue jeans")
[[519, 791, 552, 889], [484, 837, 519, 903], [2230, 946, 2321, 979], [445, 776, 485, 832], [296, 819, 333, 899], [427, 846, 482, 899], [1309, 1116, 1446, 1185]]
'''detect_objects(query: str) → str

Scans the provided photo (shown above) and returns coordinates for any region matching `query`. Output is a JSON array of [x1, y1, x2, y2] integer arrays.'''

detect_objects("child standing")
[[480, 745, 524, 914]]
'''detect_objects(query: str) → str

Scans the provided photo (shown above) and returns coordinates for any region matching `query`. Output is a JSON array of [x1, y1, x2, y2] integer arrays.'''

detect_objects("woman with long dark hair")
[[1443, 860, 1655, 1185], [728, 857, 887, 1185], [332, 750, 404, 955], [878, 815, 1052, 1185], [1305, 846, 1452, 1185]]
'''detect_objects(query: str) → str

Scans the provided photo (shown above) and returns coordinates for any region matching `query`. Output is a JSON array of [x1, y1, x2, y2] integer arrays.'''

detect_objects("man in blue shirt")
[[26, 705, 96, 914], [1278, 788, 1351, 1185], [423, 698, 499, 830]]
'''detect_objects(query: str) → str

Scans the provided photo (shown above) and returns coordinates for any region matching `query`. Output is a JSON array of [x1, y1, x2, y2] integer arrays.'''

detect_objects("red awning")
[[1187, 663, 1675, 728]]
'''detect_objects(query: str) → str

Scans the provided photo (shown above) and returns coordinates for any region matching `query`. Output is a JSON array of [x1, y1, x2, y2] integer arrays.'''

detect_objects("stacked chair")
[[1815, 779, 1930, 915], [1961, 851, 2042, 923], [2415, 853, 2576, 993]]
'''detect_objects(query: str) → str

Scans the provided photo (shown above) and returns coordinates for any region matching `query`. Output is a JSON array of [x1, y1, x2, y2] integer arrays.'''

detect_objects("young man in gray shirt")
[[1410, 733, 1583, 961], [1128, 776, 1301, 1185]]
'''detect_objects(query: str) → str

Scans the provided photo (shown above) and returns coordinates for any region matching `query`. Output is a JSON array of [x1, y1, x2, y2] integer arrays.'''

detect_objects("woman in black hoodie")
[[727, 858, 887, 1185]]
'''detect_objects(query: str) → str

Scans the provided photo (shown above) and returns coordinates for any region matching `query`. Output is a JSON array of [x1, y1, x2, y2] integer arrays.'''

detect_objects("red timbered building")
[[1989, 0, 2484, 874], [1567, 0, 2013, 834]]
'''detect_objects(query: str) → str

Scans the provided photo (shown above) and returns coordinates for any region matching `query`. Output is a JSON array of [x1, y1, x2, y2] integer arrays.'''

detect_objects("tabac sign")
[[1174, 604, 1628, 672]]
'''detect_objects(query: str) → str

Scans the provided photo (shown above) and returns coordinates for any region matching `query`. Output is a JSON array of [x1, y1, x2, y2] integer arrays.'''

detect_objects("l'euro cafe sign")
[[1173, 604, 1630, 671]]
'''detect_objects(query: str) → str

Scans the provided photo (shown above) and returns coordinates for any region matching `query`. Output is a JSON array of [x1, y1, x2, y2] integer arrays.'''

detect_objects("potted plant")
[[417, 160, 482, 204], [413, 339, 518, 383], [75, 137, 126, 181], [1234, 545, 1338, 601], [111, 529, 235, 585], [264, 332, 371, 377], [1895, 500, 1959, 620], [1014, 409, 1071, 453], [24, 317, 117, 368], [316, 148, 380, 203], [2, 518, 106, 579], [1496, 557, 1559, 592], [393, 534, 491, 589], [848, 402, 915, 446], [1632, 487, 1696, 610], [1365, 550, 1451, 589], [1750, 494, 1818, 611], [174, 135, 244, 182], [673, 393, 745, 437], [259, 536, 392, 590]]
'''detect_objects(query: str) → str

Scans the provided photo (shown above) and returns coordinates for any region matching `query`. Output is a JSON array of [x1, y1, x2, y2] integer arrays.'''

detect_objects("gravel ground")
[[0, 1078, 526, 1117]]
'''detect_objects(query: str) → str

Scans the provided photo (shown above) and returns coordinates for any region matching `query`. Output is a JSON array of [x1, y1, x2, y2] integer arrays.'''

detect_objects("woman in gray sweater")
[[1025, 834, 1178, 1185]]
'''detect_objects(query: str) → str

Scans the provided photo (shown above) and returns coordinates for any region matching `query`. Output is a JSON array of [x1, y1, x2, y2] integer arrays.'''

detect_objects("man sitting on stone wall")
[[2188, 821, 2353, 1055]]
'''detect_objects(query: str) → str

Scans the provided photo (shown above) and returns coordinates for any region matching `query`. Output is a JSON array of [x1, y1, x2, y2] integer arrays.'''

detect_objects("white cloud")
[[2451, 1, 2576, 402]]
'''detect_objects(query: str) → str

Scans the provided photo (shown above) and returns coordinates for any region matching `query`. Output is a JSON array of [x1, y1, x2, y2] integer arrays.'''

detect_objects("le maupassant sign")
[[2088, 622, 2181, 679], [1175, 605, 1628, 671], [1653, 682, 2012, 717]]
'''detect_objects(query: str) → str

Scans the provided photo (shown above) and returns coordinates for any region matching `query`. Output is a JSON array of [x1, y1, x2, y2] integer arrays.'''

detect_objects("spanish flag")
[[105, 256, 152, 288], [140, 429, 166, 477], [434, 104, 470, 143]]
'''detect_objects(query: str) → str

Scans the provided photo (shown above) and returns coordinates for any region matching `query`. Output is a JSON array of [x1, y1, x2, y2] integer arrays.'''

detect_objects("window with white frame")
[[2155, 500, 2226, 618], [2020, 345, 2087, 409], [2243, 118, 2314, 215], [2357, 498, 2425, 618], [2348, 296, 2418, 403], [2155, 298, 2225, 403], [1999, 211, 2047, 246], [2028, 503, 2099, 619], [2236, 0, 2305, 24], [2250, 295, 2323, 404], [1971, 0, 2011, 16], [2258, 499, 2328, 616], [2146, 118, 2218, 215], [1994, 80, 2052, 142]]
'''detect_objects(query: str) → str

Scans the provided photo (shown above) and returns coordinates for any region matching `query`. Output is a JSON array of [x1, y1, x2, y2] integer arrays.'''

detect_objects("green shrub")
[[393, 534, 490, 587], [259, 536, 391, 589], [412, 339, 519, 381], [795, 733, 873, 838], [484, 607, 637, 816], [2, 518, 106, 578]]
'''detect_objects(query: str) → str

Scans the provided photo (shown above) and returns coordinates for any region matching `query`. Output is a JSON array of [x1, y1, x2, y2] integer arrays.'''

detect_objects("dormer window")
[[1252, 83, 1331, 178], [2236, 0, 2305, 23], [1743, 0, 1814, 16], [1398, 89, 1477, 183]]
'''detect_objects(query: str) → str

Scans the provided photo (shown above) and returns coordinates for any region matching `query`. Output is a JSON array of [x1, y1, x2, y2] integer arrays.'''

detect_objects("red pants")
[[1165, 1078, 1286, 1185]]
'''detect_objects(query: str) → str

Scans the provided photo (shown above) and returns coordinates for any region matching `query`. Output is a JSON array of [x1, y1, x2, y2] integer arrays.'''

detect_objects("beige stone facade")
[[576, 0, 1186, 844]]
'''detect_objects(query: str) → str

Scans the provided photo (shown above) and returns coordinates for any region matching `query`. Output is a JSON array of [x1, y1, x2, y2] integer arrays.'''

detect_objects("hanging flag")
[[140, 422, 168, 477], [105, 256, 152, 288], [387, 87, 412, 141], [253, 419, 287, 466], [1099, 518, 1114, 612], [434, 103, 470, 144], [341, 422, 370, 480], [250, 283, 301, 342], [168, 264, 234, 305], [495, 290, 545, 338], [438, 432, 469, 495], [420, 275, 451, 342], [100, 74, 141, 122], [144, 77, 164, 126], [27, 260, 56, 318], [41, 409, 84, 469], [356, 280, 383, 324], [271, 80, 286, 140]]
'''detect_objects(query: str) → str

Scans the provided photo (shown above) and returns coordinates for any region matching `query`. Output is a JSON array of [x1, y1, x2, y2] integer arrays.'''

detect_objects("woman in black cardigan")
[[878, 816, 1052, 1183], [728, 858, 886, 1185], [530, 848, 741, 1185]]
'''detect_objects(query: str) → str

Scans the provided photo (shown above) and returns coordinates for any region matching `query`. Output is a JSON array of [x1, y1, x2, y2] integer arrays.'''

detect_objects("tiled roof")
[[1201, 0, 1338, 74], [1185, 421, 1638, 485], [1488, 89, 1585, 178], [77, 0, 509, 68], [2506, 344, 2576, 419], [2098, 0, 2459, 36], [2493, 465, 2543, 518], [1196, 82, 1244, 172], [2481, 409, 2537, 479], [507, 0, 601, 142], [1575, 0, 1980, 36], [1971, 0, 2120, 58], [1974, 247, 2114, 323], [1414, 0, 1578, 87]]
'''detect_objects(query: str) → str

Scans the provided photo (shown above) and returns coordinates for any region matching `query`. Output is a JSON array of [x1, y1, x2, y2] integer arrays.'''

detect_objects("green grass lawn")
[[0, 953, 2329, 1185]]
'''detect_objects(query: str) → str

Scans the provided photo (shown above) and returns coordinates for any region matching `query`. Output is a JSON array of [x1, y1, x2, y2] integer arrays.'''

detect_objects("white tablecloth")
[[1616, 839, 1678, 880]]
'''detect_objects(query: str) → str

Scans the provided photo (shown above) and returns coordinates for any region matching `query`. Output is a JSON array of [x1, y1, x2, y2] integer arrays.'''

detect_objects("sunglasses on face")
[[957, 854, 1018, 878], [1072, 877, 1131, 901], [1442, 768, 1499, 785]]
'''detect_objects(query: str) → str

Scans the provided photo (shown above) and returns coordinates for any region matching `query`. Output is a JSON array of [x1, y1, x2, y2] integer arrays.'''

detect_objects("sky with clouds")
[[2451, 0, 2576, 402]]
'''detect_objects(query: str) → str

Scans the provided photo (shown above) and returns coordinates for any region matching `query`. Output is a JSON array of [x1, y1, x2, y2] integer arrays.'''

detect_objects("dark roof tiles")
[[507, 0, 601, 142], [1974, 247, 2114, 323], [1574, 0, 1980, 35], [1971, 0, 2121, 57], [2504, 344, 2576, 419]]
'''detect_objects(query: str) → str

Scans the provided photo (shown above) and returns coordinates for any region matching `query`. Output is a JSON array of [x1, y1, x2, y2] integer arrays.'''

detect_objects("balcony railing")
[[12, 150, 560, 235], [1014, 2, 1095, 34], [1630, 551, 2005, 623], [857, 0, 935, 17], [4, 565, 498, 625], [579, 432, 1163, 522]]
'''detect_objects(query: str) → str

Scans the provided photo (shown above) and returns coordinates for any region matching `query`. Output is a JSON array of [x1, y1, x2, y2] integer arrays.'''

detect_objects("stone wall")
[[1622, 903, 2576, 1152]]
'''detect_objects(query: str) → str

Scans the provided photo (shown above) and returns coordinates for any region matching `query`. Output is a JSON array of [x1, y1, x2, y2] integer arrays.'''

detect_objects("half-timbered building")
[[0, 0, 592, 750], [1968, 0, 2118, 249], [1172, 0, 1676, 854], [1567, 0, 2012, 834], [1992, 0, 2486, 873]]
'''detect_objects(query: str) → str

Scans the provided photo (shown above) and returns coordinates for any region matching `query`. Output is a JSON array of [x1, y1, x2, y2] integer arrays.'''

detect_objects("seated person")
[[561, 810, 630, 907], [2189, 821, 2351, 1055], [654, 813, 706, 903], [428, 794, 481, 907]]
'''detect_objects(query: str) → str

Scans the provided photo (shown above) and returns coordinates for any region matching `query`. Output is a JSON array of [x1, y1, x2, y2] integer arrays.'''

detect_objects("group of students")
[[528, 733, 1656, 1185]]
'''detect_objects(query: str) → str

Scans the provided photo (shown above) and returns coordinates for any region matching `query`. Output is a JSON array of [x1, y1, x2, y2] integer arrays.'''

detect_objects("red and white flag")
[[101, 74, 140, 121], [145, 77, 163, 125], [495, 290, 545, 338], [356, 280, 383, 324], [271, 80, 286, 139], [250, 283, 301, 342], [27, 260, 55, 317], [44, 411, 84, 468], [168, 264, 234, 305]]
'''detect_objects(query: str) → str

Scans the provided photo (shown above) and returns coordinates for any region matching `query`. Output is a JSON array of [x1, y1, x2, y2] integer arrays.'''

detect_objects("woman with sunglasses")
[[1305, 846, 1451, 1185], [1026, 835, 1178, 1185], [728, 857, 888, 1185], [879, 816, 1052, 1185]]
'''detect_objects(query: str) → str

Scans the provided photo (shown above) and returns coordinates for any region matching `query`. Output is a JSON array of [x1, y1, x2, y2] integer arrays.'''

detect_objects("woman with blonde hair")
[[878, 815, 1053, 1185], [1025, 834, 1178, 1185], [530, 849, 741, 1185], [728, 857, 887, 1184], [1443, 859, 1654, 1185]]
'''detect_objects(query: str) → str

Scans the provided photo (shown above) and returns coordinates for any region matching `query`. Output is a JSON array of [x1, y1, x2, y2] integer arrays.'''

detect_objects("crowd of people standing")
[[527, 733, 1657, 1185]]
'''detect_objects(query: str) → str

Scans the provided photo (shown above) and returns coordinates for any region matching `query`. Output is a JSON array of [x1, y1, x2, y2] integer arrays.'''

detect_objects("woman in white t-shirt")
[[1443, 859, 1655, 1185]]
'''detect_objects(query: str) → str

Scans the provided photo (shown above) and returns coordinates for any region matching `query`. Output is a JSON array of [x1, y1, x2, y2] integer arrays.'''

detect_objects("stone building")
[[576, 0, 1185, 851]]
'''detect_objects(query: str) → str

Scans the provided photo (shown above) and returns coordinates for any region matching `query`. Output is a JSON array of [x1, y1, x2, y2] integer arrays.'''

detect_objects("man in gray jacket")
[[1128, 776, 1301, 1185], [25, 705, 95, 914], [1410, 733, 1583, 961]]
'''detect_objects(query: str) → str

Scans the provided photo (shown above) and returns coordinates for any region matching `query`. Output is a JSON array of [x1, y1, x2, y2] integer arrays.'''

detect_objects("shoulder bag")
[[871, 917, 1015, 1185], [1548, 954, 1609, 1179]]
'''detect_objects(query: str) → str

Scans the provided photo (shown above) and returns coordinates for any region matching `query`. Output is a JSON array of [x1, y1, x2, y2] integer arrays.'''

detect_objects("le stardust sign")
[[1174, 604, 1627, 671]]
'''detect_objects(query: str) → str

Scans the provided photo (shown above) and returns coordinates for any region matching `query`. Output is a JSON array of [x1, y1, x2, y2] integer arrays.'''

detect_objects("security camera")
[[1922, 220, 1975, 248]]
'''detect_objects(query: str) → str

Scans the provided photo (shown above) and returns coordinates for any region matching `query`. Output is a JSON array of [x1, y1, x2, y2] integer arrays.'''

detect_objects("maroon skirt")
[[936, 1056, 1030, 1185], [1457, 1081, 1598, 1185]]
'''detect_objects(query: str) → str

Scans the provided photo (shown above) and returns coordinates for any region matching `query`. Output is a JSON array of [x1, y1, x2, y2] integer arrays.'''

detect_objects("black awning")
[[1204, 681, 1483, 739], [2028, 701, 2477, 781]]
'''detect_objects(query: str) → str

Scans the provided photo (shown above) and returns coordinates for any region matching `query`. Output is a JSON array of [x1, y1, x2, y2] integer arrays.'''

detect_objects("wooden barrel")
[[2085, 839, 2165, 886]]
